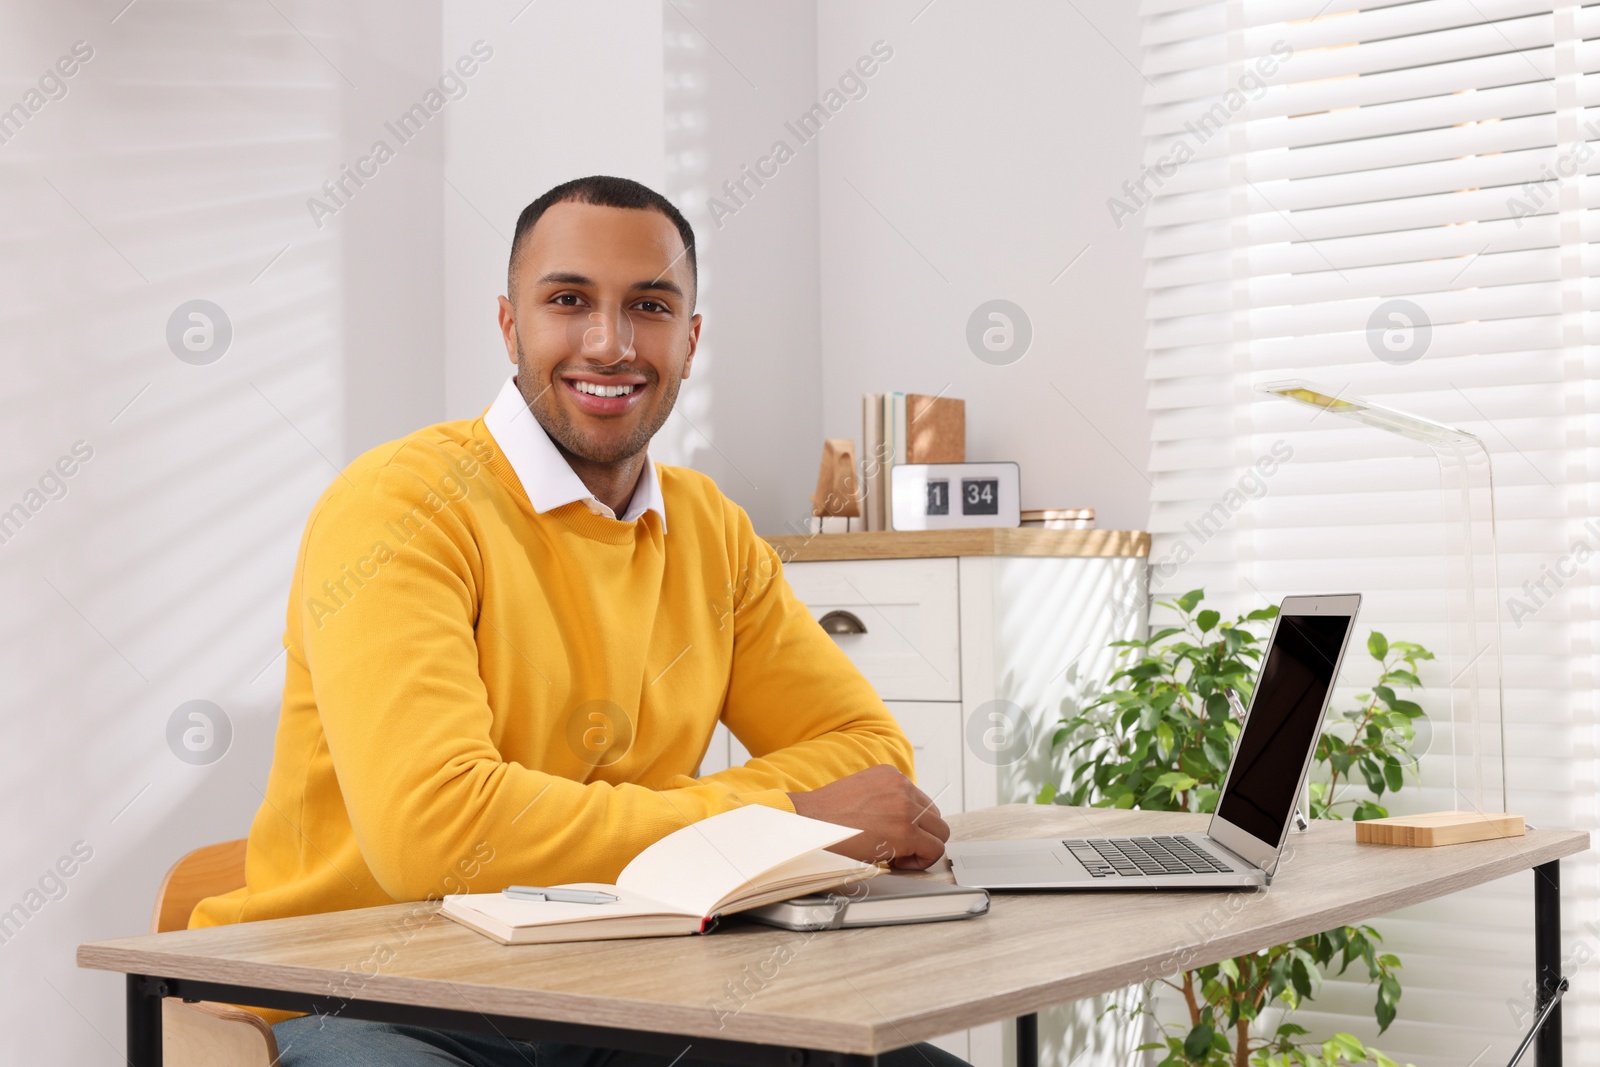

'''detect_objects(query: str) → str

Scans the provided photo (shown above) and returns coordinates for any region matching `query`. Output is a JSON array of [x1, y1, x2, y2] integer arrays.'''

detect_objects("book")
[[905, 394, 965, 464], [891, 391, 907, 465], [743, 874, 989, 931], [860, 394, 883, 531], [882, 392, 905, 529], [862, 391, 966, 530], [440, 805, 880, 945]]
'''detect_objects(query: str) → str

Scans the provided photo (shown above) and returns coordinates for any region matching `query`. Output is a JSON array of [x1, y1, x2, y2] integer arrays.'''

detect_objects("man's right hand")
[[786, 764, 950, 870]]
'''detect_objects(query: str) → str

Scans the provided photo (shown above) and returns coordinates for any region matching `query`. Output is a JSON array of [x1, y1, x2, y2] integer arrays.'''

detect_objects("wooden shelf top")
[[763, 527, 1150, 562]]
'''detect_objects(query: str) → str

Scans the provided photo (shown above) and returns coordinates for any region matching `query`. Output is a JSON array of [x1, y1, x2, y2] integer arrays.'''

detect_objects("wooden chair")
[[151, 839, 279, 1066]]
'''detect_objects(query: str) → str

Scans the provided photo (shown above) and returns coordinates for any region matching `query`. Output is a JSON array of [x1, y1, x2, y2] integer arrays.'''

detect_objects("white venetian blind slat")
[[1142, 5, 1227, 47], [1271, 0, 1555, 44], [1136, 1, 1600, 1065], [1142, 0, 1228, 18], [1240, 0, 1469, 26], [1246, 80, 1558, 148]]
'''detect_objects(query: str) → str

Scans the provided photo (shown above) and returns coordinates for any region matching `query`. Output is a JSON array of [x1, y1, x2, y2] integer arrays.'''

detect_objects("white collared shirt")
[[482, 374, 667, 531]]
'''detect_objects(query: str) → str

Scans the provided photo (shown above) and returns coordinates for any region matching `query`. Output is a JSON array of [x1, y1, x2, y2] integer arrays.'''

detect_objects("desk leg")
[[1535, 861, 1561, 1067], [127, 974, 163, 1067], [1015, 1012, 1037, 1067]]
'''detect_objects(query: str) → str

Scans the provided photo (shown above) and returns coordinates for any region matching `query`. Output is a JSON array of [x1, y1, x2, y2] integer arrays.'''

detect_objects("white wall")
[[0, 1, 447, 1061], [815, 0, 1150, 531], [441, 0, 827, 539], [660, 1, 826, 538], [441, 0, 666, 423], [335, 3, 447, 455]]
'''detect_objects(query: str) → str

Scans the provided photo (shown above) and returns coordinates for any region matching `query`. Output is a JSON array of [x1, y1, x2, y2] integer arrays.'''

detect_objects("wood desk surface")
[[79, 806, 1587, 1056]]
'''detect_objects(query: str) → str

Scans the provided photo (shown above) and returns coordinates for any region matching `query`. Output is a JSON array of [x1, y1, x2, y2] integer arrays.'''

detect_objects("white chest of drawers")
[[698, 529, 1150, 1067]]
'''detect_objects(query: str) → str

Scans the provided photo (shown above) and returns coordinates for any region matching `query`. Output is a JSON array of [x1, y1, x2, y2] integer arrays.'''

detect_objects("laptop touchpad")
[[960, 852, 1063, 870]]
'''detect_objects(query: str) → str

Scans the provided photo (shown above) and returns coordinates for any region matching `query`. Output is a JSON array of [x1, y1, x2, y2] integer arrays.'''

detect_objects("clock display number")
[[961, 478, 999, 516], [926, 479, 950, 516]]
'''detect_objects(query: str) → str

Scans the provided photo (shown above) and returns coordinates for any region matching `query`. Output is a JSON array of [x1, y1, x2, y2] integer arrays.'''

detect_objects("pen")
[[502, 885, 619, 904]]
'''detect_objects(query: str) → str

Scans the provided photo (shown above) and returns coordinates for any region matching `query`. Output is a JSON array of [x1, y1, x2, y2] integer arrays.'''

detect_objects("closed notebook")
[[743, 874, 989, 931], [440, 805, 880, 945]]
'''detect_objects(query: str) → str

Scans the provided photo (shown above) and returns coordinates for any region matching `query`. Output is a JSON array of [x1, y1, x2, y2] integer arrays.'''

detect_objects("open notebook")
[[440, 804, 881, 944]]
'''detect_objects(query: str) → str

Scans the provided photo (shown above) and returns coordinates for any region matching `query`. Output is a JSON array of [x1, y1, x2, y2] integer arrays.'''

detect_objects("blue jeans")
[[273, 1015, 975, 1067]]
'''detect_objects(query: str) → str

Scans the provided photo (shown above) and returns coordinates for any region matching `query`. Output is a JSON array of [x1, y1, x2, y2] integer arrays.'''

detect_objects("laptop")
[[948, 593, 1361, 890]]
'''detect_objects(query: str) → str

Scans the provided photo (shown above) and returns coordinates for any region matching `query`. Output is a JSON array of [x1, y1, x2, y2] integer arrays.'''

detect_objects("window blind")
[[1137, 1, 1599, 1063]]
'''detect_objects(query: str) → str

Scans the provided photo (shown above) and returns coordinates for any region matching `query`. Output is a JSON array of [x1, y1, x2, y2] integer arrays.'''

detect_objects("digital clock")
[[889, 462, 1021, 530]]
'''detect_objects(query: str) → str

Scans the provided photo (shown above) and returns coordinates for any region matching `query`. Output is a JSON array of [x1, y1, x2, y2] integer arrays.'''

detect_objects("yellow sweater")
[[192, 413, 913, 932]]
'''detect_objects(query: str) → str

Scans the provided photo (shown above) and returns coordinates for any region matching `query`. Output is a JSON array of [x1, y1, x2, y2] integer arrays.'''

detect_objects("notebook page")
[[616, 805, 861, 917], [443, 883, 685, 927]]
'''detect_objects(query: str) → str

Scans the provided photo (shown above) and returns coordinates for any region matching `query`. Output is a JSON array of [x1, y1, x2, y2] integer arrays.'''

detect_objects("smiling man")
[[191, 176, 961, 1067]]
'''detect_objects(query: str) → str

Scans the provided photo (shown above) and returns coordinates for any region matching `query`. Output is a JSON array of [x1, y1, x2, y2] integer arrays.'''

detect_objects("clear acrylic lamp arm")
[[1257, 380, 1508, 814]]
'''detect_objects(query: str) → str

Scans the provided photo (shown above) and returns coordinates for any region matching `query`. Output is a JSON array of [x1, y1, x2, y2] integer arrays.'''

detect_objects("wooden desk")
[[79, 805, 1587, 1067]]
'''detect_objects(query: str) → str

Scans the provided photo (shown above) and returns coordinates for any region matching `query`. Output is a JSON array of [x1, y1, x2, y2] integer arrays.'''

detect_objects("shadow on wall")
[[1, 0, 350, 1061], [654, 6, 720, 486]]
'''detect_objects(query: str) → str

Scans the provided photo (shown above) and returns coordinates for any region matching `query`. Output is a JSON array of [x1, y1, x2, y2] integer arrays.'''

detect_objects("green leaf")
[[1368, 631, 1389, 659], [1360, 758, 1387, 795], [1176, 589, 1205, 613], [1383, 758, 1404, 793], [1203, 737, 1232, 775], [1181, 1023, 1214, 1059], [1328, 1033, 1366, 1056], [1197, 609, 1220, 633], [1376, 974, 1402, 1031]]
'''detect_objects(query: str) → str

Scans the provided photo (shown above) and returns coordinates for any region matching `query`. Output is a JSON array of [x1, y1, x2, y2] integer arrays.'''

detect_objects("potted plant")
[[1038, 590, 1433, 1067]]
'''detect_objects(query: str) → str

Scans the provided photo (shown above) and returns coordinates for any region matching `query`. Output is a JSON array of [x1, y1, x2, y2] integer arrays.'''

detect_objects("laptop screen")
[[1214, 612, 1353, 844]]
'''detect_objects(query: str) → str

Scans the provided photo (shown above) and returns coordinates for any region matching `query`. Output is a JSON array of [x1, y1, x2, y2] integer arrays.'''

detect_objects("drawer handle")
[[817, 610, 867, 636]]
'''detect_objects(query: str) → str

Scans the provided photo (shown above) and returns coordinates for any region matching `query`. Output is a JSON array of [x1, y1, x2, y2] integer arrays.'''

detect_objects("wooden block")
[[1354, 810, 1525, 848], [811, 439, 860, 517]]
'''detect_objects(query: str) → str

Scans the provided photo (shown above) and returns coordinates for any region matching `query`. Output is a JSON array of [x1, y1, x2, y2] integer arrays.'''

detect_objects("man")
[[192, 176, 962, 1067]]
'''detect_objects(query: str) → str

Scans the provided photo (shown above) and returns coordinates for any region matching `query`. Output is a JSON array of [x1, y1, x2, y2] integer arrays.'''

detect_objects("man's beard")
[[514, 332, 680, 465]]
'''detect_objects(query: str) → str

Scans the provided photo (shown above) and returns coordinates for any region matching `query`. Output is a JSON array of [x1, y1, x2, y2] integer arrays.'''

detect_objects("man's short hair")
[[508, 176, 697, 305]]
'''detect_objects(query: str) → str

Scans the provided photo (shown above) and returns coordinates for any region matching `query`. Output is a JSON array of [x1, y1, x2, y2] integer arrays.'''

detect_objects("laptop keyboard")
[[1061, 836, 1235, 878]]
